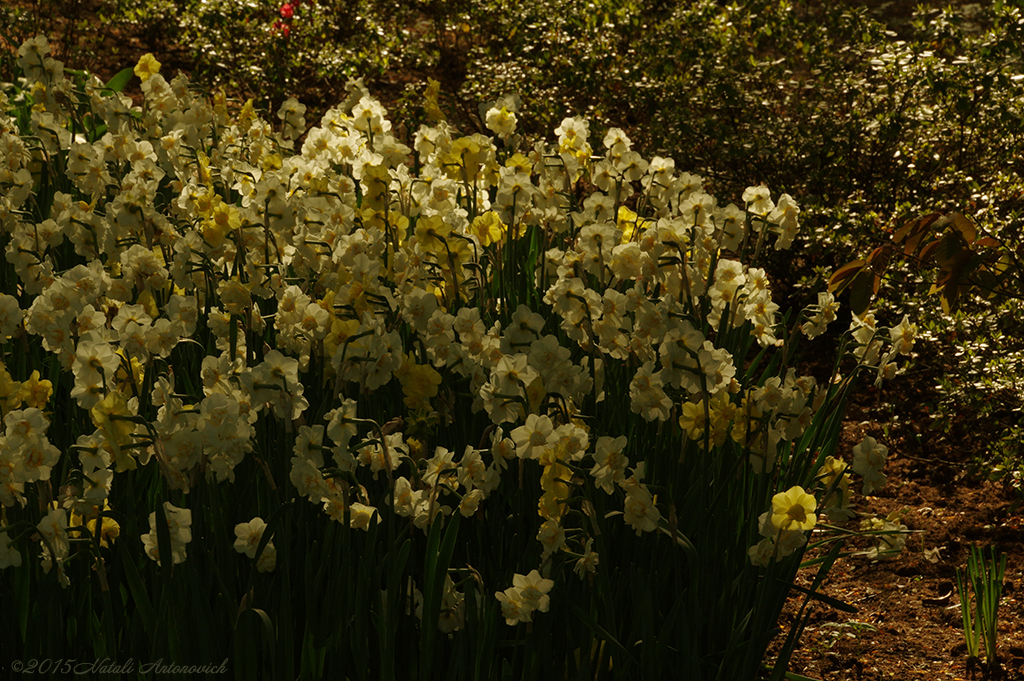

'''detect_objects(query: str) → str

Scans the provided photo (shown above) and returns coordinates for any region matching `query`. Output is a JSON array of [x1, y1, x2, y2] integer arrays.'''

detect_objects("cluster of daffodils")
[[850, 311, 917, 387], [749, 432, 905, 566], [0, 36, 913, 627], [742, 310, 913, 564], [495, 570, 555, 626], [0, 394, 60, 506]]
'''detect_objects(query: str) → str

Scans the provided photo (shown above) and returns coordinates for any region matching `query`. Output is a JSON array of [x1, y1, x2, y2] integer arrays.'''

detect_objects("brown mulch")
[[779, 363, 1024, 681]]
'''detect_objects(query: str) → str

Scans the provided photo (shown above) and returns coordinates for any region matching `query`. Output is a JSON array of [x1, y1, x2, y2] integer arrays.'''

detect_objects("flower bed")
[[0, 37, 914, 679]]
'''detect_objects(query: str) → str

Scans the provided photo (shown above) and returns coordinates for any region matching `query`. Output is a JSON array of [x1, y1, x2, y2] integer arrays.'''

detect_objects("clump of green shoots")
[[955, 544, 1007, 670]]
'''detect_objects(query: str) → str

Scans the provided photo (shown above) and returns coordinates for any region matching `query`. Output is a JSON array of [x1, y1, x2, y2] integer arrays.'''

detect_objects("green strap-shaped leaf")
[[565, 599, 640, 669], [783, 581, 858, 613], [420, 513, 461, 680], [105, 66, 135, 93], [117, 538, 156, 642], [769, 542, 845, 681]]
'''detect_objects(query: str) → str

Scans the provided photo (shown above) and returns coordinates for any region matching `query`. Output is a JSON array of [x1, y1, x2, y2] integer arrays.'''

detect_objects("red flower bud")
[[280, 3, 294, 19]]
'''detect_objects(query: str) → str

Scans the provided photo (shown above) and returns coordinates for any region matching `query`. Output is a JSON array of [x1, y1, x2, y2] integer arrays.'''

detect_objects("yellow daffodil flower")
[[770, 486, 817, 532], [133, 53, 161, 82]]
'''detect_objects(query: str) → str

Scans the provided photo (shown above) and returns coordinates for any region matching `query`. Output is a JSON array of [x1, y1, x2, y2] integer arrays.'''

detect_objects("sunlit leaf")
[[894, 213, 940, 256], [827, 259, 865, 294], [950, 213, 977, 246], [105, 66, 135, 93], [918, 239, 941, 262]]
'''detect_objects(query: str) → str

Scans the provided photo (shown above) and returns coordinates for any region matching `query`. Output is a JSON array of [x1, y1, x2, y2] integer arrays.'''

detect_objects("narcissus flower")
[[90, 391, 138, 469], [469, 211, 505, 248], [458, 488, 485, 517], [770, 486, 817, 532], [233, 517, 270, 559], [537, 519, 565, 558], [623, 485, 661, 535], [889, 315, 916, 355], [742, 184, 774, 217], [217, 279, 251, 316], [574, 538, 599, 577], [538, 460, 570, 521], [133, 53, 161, 82], [629, 362, 672, 422], [37, 506, 69, 583], [851, 436, 888, 494], [141, 503, 192, 566], [70, 501, 120, 548], [678, 399, 706, 440], [485, 106, 517, 138], [349, 503, 380, 530], [510, 413, 554, 460], [748, 537, 775, 567], [399, 356, 442, 411], [495, 586, 531, 625], [817, 455, 854, 521], [423, 447, 456, 487], [590, 435, 629, 494], [513, 570, 554, 613]]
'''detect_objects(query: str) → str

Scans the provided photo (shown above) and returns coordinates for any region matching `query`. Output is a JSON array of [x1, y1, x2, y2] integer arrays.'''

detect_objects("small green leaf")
[[105, 66, 135, 93]]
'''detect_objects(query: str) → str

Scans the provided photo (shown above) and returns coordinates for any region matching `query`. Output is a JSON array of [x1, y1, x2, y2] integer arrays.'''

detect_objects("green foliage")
[[917, 306, 1024, 492], [956, 544, 1008, 669], [107, 0, 415, 113]]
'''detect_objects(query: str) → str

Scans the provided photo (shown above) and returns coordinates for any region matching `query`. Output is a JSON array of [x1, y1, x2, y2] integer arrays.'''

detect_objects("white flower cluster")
[[0, 408, 61, 506], [748, 433, 903, 567], [140, 501, 192, 566], [0, 36, 910, 611], [849, 312, 917, 387], [495, 569, 554, 626]]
